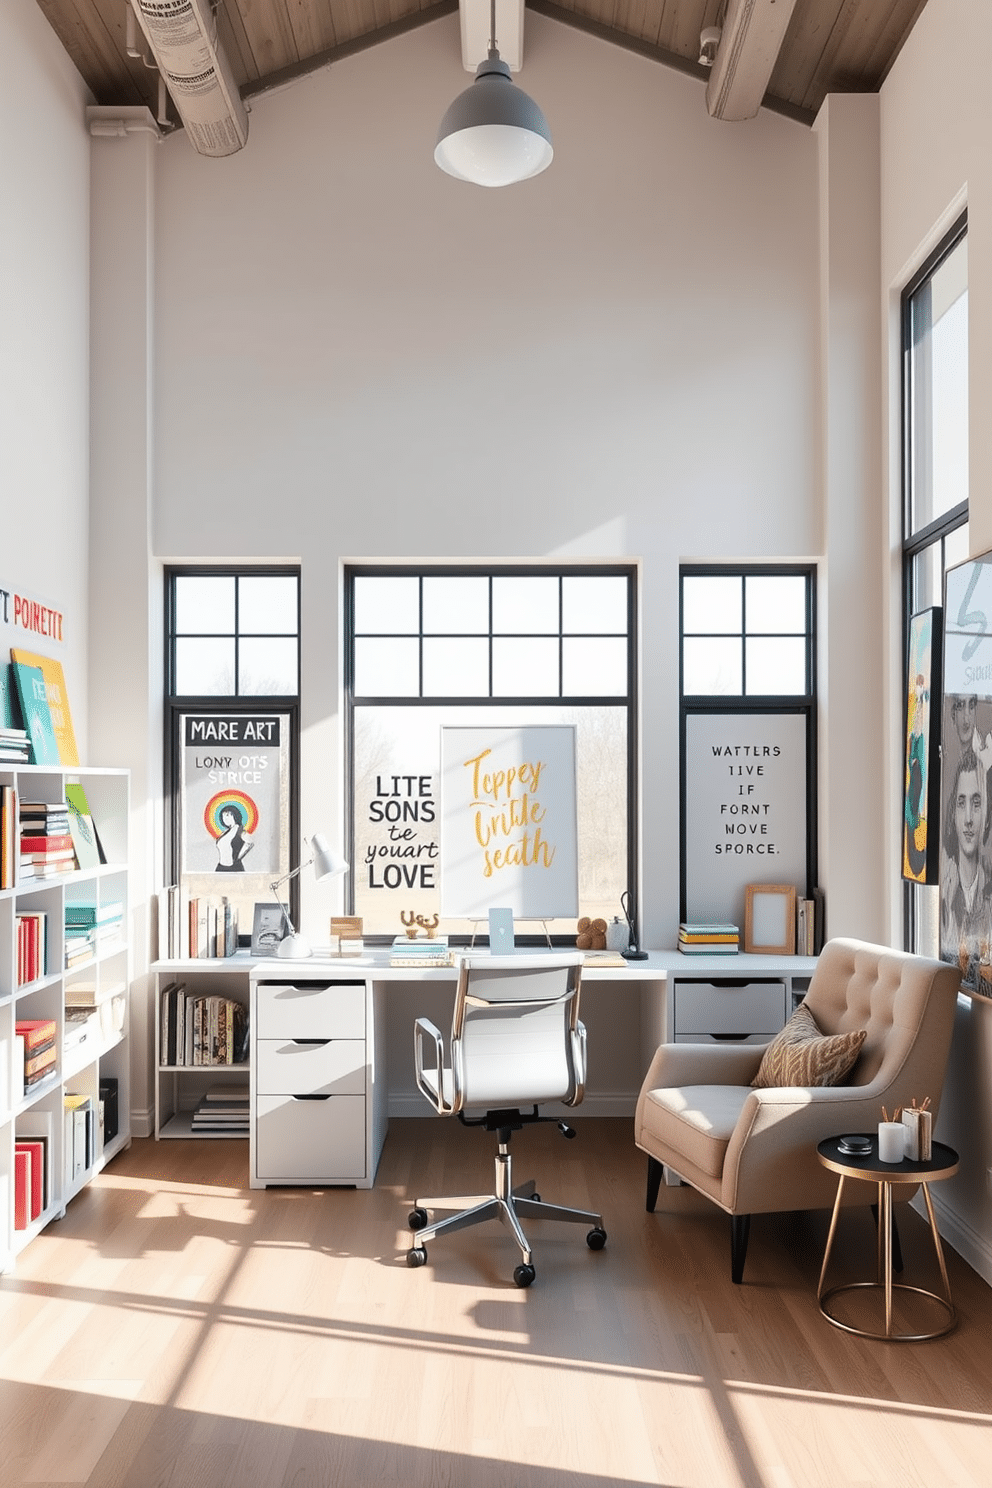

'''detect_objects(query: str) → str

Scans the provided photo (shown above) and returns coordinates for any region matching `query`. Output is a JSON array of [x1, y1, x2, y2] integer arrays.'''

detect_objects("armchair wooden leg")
[[646, 1156, 664, 1213], [731, 1214, 751, 1284]]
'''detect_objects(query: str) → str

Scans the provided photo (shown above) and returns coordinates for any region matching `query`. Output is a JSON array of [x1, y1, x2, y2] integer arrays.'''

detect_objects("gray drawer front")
[[674, 980, 786, 1036], [256, 1038, 366, 1096], [255, 980, 366, 1039]]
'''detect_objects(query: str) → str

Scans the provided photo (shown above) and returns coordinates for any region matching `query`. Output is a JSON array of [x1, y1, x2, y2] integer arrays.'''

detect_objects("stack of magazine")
[[190, 1083, 249, 1136]]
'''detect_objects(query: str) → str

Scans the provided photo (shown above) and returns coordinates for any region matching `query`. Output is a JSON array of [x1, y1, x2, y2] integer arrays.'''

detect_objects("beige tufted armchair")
[[634, 938, 962, 1282]]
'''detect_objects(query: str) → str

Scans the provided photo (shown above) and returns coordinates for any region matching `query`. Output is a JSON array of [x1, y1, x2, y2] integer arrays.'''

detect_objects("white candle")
[[878, 1121, 905, 1163]]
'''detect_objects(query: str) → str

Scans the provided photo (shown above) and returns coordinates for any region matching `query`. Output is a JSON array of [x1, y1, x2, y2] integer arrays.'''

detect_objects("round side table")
[[816, 1134, 959, 1341]]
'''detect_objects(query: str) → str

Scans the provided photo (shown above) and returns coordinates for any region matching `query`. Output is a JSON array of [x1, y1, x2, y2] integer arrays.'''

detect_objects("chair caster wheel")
[[530, 1193, 541, 1203], [586, 1227, 607, 1250], [513, 1263, 536, 1288], [408, 1207, 428, 1230], [407, 1246, 427, 1268]]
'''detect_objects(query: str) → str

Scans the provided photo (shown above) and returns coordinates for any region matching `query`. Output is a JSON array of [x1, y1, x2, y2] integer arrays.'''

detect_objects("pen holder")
[[878, 1121, 905, 1164]]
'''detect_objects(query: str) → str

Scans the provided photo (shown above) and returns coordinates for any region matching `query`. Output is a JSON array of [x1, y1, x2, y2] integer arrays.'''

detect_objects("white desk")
[[152, 950, 818, 1184]]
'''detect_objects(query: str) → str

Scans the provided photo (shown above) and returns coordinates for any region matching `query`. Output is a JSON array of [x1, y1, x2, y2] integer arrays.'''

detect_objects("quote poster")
[[683, 710, 809, 926], [440, 725, 578, 920], [181, 714, 284, 875]]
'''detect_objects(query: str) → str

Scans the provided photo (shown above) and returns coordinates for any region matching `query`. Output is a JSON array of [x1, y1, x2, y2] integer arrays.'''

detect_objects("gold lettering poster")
[[440, 725, 578, 919]]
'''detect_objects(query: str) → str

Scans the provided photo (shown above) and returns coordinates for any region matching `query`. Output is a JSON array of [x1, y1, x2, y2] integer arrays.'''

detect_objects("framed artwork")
[[251, 902, 287, 956], [941, 556, 992, 995], [744, 883, 796, 954], [902, 607, 943, 884]]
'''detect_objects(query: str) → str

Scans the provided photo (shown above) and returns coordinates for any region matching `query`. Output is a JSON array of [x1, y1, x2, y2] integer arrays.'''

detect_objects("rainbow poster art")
[[181, 715, 283, 874]]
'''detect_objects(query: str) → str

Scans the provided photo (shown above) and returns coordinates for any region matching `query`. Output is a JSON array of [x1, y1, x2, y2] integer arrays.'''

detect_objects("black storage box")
[[99, 1077, 119, 1144]]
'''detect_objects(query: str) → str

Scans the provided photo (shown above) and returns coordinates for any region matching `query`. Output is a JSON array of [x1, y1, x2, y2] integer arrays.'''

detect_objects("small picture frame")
[[251, 902, 287, 956], [744, 884, 797, 954]]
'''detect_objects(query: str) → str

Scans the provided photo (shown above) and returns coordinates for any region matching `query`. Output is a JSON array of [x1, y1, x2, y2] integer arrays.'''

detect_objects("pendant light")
[[434, 0, 553, 187]]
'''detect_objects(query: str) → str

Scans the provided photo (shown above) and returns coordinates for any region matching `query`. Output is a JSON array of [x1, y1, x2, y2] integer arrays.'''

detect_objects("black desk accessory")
[[620, 890, 648, 960]]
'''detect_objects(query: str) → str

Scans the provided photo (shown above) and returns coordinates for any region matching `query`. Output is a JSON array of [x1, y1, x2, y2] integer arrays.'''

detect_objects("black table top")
[[817, 1133, 959, 1182]]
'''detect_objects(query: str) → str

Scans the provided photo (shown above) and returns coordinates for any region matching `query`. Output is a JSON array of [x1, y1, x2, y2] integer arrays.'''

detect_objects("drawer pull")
[[711, 1032, 749, 1041], [291, 1039, 331, 1046], [291, 1093, 333, 1101]]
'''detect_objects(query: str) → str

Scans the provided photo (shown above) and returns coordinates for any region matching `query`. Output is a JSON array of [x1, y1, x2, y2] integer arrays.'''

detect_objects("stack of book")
[[64, 901, 125, 969], [160, 982, 249, 1066], [677, 922, 740, 955], [187, 896, 240, 958], [389, 934, 453, 968], [15, 911, 47, 985], [19, 800, 74, 880], [0, 724, 29, 762], [190, 1083, 250, 1135], [16, 1018, 57, 1092]]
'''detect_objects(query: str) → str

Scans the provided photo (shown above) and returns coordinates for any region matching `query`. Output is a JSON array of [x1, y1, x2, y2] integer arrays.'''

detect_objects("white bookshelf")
[[153, 958, 251, 1138], [0, 765, 130, 1271]]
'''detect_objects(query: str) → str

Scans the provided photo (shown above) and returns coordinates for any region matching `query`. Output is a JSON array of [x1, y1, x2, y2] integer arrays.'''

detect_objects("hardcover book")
[[10, 649, 79, 765], [11, 663, 60, 766]]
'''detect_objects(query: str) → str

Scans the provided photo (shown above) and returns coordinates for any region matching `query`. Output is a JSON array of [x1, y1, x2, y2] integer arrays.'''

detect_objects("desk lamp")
[[272, 833, 349, 959]]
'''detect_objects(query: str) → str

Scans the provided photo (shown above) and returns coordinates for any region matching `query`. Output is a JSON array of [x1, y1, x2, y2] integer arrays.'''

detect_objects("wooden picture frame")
[[744, 883, 797, 954]]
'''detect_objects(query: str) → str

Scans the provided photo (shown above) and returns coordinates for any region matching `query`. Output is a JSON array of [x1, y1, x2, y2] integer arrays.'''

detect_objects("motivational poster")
[[683, 710, 809, 926], [440, 725, 578, 919]]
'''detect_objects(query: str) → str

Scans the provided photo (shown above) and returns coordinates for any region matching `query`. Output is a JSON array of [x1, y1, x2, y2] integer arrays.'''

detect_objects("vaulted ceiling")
[[37, 0, 930, 133]]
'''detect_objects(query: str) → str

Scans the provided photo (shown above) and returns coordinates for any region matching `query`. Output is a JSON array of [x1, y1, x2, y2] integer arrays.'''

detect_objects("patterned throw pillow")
[[751, 1002, 866, 1089]]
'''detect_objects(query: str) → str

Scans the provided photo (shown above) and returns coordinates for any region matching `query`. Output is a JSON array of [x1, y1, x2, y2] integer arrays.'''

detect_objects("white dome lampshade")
[[435, 48, 553, 188]]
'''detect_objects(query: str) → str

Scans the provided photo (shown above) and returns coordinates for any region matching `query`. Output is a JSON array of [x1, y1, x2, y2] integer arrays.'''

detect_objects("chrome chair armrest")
[[565, 1019, 587, 1106], [414, 1015, 452, 1114]]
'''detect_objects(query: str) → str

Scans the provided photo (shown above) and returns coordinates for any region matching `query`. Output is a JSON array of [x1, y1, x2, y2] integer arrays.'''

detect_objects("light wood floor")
[[3, 1119, 992, 1487]]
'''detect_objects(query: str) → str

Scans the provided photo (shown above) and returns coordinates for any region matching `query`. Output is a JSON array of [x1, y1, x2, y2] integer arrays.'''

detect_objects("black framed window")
[[679, 565, 817, 926], [902, 213, 969, 953], [164, 567, 301, 943], [344, 565, 637, 942]]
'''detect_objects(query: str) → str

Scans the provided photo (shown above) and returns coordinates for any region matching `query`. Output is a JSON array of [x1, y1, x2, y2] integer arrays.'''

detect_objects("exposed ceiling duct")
[[128, 0, 248, 157], [705, 0, 799, 122]]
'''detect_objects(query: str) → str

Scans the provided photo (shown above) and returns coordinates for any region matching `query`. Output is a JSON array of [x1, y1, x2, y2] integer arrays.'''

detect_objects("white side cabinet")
[[0, 765, 131, 1273], [250, 967, 387, 1189]]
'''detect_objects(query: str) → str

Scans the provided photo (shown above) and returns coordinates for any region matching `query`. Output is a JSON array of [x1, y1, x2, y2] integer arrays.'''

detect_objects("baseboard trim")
[[917, 1187, 992, 1289]]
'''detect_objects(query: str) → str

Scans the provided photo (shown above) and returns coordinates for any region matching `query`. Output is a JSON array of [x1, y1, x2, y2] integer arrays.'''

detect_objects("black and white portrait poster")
[[940, 555, 992, 994]]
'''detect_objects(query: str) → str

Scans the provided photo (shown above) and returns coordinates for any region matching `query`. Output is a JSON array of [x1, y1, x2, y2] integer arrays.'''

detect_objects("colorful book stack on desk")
[[678, 923, 740, 955], [389, 935, 453, 968]]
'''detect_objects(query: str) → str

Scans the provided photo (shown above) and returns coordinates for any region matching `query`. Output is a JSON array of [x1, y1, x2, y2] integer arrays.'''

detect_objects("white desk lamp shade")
[[274, 833, 349, 958], [311, 833, 349, 882], [435, 52, 553, 187]]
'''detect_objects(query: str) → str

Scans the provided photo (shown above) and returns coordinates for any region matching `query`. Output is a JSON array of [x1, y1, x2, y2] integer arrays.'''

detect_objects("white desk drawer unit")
[[250, 973, 386, 1189], [672, 979, 788, 1044]]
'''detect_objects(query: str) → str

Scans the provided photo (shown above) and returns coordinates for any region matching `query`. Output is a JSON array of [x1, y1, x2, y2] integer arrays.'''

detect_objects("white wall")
[[0, 0, 92, 745], [144, 13, 823, 960], [880, 0, 992, 1282]]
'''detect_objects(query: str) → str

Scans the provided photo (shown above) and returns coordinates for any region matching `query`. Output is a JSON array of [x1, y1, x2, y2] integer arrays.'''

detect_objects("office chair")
[[407, 952, 607, 1287]]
